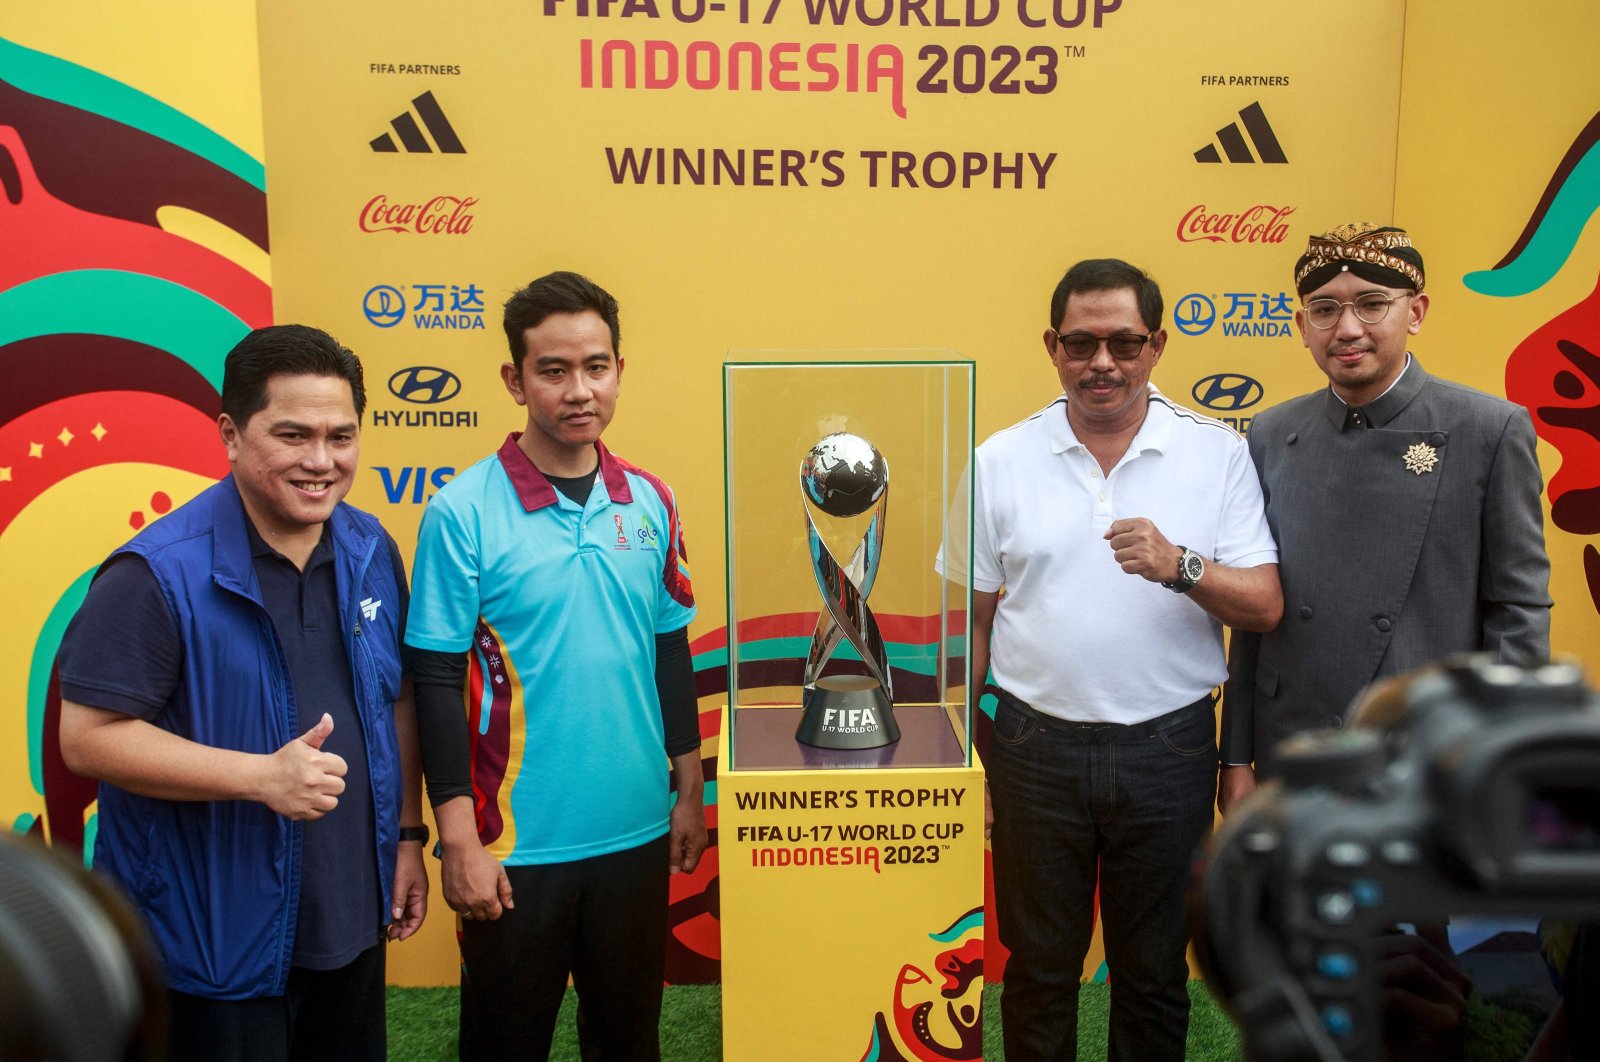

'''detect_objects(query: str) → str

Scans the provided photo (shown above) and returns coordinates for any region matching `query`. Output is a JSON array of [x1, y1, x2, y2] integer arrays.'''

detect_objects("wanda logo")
[[359, 194, 479, 235], [1178, 204, 1293, 244]]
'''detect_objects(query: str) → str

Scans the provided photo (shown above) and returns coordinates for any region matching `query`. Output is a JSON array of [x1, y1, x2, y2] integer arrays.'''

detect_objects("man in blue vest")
[[57, 324, 428, 1062]]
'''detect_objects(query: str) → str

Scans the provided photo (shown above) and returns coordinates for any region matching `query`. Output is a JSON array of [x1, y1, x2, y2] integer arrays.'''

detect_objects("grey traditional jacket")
[[1222, 358, 1552, 776]]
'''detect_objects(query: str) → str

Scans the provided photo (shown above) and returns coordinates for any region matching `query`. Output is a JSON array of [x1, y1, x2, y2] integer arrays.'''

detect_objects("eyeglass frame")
[[1047, 329, 1156, 361], [1301, 291, 1416, 330]]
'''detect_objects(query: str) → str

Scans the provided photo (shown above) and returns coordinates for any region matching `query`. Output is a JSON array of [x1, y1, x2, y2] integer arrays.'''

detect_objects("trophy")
[[796, 432, 900, 749]]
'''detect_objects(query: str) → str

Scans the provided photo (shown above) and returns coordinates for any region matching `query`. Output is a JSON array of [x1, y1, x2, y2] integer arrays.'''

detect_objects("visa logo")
[[376, 466, 455, 504]]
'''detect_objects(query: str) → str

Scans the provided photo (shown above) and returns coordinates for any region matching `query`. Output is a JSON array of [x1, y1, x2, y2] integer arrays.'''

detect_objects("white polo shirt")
[[948, 387, 1277, 724]]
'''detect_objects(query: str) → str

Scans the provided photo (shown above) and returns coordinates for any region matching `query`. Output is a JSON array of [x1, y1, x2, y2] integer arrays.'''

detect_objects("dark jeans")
[[166, 942, 386, 1062], [989, 689, 1217, 1062], [458, 834, 669, 1062]]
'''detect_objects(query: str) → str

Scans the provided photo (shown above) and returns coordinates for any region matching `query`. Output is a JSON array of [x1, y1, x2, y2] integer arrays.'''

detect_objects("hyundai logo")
[[388, 366, 462, 405], [364, 285, 406, 328], [1173, 293, 1217, 336], [1191, 373, 1265, 412]]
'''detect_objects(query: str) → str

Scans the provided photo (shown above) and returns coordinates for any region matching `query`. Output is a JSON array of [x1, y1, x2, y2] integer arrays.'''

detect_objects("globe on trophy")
[[796, 432, 900, 749]]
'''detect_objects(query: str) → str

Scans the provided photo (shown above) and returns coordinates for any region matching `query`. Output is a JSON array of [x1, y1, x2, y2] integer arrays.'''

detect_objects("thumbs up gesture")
[[261, 713, 348, 820]]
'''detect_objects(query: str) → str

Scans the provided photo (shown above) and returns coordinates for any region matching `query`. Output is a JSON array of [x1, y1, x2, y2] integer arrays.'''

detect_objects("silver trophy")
[[796, 432, 900, 749]]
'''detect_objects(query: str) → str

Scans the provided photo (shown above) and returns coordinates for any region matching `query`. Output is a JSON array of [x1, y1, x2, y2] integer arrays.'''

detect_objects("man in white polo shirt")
[[960, 258, 1281, 1062]]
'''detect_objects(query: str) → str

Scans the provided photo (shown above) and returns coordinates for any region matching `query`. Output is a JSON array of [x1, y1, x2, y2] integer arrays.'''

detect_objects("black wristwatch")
[[1161, 546, 1205, 594], [398, 824, 430, 845]]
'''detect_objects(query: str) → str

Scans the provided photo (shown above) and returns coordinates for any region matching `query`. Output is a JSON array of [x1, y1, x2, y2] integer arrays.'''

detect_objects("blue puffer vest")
[[91, 476, 405, 999]]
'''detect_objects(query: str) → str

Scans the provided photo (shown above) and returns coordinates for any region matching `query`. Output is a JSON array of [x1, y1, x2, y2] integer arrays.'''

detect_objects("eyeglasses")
[[1049, 330, 1153, 361], [1302, 292, 1413, 329]]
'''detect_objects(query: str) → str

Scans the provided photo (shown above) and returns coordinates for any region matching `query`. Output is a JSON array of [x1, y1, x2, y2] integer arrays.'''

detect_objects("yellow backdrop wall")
[[3, 0, 1595, 996]]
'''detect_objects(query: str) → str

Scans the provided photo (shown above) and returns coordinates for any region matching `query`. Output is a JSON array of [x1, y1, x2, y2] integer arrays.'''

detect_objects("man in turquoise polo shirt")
[[407, 271, 705, 1061]]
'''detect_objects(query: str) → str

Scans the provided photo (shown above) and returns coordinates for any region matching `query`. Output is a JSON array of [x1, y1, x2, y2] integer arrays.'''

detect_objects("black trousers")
[[989, 690, 1217, 1062], [458, 834, 669, 1062], [165, 942, 386, 1062]]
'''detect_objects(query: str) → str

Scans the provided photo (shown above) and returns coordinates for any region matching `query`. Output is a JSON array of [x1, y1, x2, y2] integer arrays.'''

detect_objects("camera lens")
[[0, 834, 163, 1062]]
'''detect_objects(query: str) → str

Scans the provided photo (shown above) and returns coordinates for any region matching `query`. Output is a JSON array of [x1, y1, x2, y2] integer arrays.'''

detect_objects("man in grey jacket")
[[1221, 222, 1552, 808]]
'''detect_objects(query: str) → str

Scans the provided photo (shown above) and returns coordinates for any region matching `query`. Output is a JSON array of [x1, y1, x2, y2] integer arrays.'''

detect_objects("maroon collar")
[[495, 433, 634, 512]]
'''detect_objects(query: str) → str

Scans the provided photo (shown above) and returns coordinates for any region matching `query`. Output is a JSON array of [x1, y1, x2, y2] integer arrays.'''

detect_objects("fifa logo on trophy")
[[796, 432, 901, 749]]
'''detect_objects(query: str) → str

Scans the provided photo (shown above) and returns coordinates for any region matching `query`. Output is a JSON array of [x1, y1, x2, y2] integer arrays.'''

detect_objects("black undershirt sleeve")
[[411, 647, 472, 806], [657, 625, 699, 758]]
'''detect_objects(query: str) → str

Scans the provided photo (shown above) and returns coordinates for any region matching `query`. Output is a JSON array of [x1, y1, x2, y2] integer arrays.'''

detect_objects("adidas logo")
[[360, 597, 383, 621], [371, 91, 465, 154], [1194, 102, 1286, 164]]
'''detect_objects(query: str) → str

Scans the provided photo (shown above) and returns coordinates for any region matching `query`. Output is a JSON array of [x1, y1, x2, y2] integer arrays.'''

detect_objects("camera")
[[0, 831, 164, 1061], [1196, 656, 1600, 1061]]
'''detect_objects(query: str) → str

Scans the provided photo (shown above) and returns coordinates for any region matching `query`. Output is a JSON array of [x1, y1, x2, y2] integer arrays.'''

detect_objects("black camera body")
[[0, 831, 164, 1061], [1197, 657, 1600, 1062]]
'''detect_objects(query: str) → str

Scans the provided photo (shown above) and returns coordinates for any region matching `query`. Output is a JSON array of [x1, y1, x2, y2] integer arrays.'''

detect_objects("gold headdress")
[[1294, 222, 1425, 294]]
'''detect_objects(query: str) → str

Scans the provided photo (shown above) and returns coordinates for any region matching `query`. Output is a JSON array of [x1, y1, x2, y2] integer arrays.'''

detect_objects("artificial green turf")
[[388, 981, 1244, 1060], [386, 985, 458, 1062]]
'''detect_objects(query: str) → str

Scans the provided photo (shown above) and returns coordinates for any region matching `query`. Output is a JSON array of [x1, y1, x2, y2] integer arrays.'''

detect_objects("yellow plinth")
[[719, 705, 986, 1061]]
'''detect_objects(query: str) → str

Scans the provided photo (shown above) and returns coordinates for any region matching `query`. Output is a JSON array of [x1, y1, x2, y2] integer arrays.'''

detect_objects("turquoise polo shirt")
[[406, 434, 696, 865]]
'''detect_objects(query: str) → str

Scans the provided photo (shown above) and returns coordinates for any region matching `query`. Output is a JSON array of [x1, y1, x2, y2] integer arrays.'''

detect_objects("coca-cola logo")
[[359, 194, 479, 235], [1177, 204, 1293, 245]]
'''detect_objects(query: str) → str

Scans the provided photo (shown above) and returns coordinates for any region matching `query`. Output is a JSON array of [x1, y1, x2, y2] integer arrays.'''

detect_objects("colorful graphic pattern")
[[1, 32, 268, 856], [1465, 112, 1600, 298], [667, 702, 723, 984], [1481, 110, 1600, 617], [693, 611, 968, 705], [1506, 271, 1600, 613], [858, 906, 985, 1061]]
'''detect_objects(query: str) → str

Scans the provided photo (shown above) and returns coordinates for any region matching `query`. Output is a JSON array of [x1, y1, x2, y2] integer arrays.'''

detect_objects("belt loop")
[[1145, 691, 1217, 736], [996, 686, 1039, 721]]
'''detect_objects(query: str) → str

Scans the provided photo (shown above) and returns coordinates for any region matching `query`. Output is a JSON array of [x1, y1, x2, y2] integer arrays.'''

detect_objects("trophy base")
[[796, 676, 900, 749]]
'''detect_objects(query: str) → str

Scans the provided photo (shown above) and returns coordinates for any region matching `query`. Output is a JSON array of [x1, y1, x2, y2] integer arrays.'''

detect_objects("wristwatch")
[[1162, 546, 1205, 594], [398, 824, 430, 845]]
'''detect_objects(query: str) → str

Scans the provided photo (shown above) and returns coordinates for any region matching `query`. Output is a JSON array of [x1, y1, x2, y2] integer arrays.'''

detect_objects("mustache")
[[1079, 374, 1124, 388]]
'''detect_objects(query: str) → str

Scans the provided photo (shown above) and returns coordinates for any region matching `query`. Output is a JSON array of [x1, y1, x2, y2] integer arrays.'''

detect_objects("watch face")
[[1181, 551, 1205, 584]]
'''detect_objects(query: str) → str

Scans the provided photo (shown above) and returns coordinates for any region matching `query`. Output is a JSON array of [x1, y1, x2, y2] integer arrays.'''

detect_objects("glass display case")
[[722, 357, 975, 771]]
